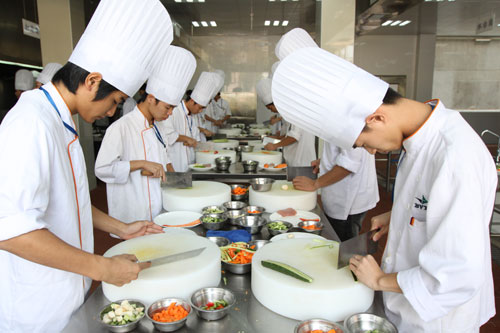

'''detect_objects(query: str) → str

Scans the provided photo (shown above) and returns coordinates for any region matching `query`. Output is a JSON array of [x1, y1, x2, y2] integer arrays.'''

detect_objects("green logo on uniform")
[[414, 195, 428, 210]]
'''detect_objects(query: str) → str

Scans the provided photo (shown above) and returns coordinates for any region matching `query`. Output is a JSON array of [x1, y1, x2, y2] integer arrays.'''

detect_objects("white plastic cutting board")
[[210, 139, 239, 150], [251, 238, 373, 322], [218, 128, 241, 136], [162, 181, 231, 213], [249, 180, 316, 212], [102, 233, 221, 305]]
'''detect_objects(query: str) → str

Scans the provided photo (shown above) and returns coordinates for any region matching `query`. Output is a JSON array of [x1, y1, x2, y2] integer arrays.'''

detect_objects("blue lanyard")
[[39, 87, 78, 137], [391, 148, 406, 202], [152, 123, 166, 148], [180, 101, 193, 137]]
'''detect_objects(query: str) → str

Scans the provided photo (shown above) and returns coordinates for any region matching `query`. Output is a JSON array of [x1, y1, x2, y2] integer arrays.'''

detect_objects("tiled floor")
[[89, 180, 500, 331]]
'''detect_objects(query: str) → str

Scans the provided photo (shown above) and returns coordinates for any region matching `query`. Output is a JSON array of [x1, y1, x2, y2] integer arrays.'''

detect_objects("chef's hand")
[[370, 211, 391, 241], [311, 159, 320, 174], [292, 176, 318, 191], [183, 137, 197, 147], [101, 254, 150, 286], [215, 120, 224, 127], [142, 161, 166, 182], [349, 255, 383, 290], [119, 221, 164, 240], [264, 143, 277, 151]]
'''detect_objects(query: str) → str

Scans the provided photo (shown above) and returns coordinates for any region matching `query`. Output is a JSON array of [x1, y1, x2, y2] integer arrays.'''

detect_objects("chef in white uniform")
[[257, 77, 316, 167], [14, 69, 34, 99], [0, 0, 172, 331], [95, 46, 195, 223], [268, 61, 284, 136], [204, 70, 231, 133], [272, 34, 497, 332], [158, 71, 219, 171], [35, 62, 63, 88]]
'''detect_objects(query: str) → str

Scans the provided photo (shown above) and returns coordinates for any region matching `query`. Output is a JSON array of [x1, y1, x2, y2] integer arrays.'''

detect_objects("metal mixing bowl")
[[206, 236, 230, 247], [190, 287, 236, 321], [234, 215, 266, 234], [230, 184, 249, 201], [224, 209, 247, 225], [248, 239, 270, 250], [265, 220, 293, 236], [222, 260, 251, 274], [249, 178, 274, 192], [201, 205, 227, 215], [298, 221, 324, 235], [246, 205, 265, 217], [146, 298, 191, 332], [215, 158, 230, 171], [294, 318, 347, 333], [242, 160, 259, 173], [98, 299, 145, 333], [241, 145, 254, 152], [200, 213, 227, 230], [344, 313, 398, 333], [222, 201, 247, 211]]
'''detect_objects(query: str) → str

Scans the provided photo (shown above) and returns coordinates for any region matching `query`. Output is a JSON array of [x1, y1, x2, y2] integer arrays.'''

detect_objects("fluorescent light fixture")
[[198, 0, 205, 2], [174, 0, 181, 2], [381, 20, 393, 26], [264, 20, 271, 26], [281, 0, 287, 2], [186, 0, 193, 2], [0, 60, 43, 70], [201, 21, 208, 27], [399, 20, 411, 26], [282, 20, 289, 26], [273, 20, 280, 26], [192, 21, 200, 27], [210, 21, 217, 27], [269, 0, 276, 2], [390, 20, 402, 26]]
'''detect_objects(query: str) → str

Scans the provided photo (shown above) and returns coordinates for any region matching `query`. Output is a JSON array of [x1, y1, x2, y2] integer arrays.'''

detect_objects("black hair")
[[382, 87, 402, 105], [184, 89, 193, 101], [137, 93, 159, 105], [52, 62, 119, 101]]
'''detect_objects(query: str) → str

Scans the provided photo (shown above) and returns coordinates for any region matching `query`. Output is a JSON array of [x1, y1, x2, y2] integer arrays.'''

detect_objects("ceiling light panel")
[[273, 20, 280, 26], [210, 21, 217, 27], [264, 20, 271, 26], [399, 20, 411, 26], [381, 20, 393, 26], [282, 20, 289, 26], [201, 21, 208, 27], [390, 20, 402, 26], [192, 21, 200, 27]]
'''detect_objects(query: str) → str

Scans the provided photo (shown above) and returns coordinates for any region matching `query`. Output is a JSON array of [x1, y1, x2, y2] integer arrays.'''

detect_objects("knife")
[[286, 166, 317, 181], [213, 133, 227, 140], [138, 247, 205, 268], [337, 229, 379, 269], [141, 170, 192, 188]]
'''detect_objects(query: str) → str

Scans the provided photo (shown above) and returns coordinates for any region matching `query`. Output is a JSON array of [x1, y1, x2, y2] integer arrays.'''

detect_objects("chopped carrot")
[[231, 186, 248, 195], [274, 163, 287, 168], [151, 302, 189, 322], [247, 210, 261, 214], [264, 163, 270, 168], [302, 224, 321, 230], [327, 330, 337, 333]]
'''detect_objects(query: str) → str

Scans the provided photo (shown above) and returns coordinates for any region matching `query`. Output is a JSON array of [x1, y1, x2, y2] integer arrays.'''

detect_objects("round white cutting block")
[[196, 150, 237, 165], [249, 127, 271, 136], [163, 181, 231, 213], [209, 139, 239, 150], [103, 233, 221, 305], [251, 238, 373, 322], [249, 180, 316, 212], [241, 151, 282, 166], [218, 128, 241, 136]]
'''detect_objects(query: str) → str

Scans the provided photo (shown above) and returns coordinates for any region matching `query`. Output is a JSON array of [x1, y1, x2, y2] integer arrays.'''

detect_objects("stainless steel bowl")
[[265, 220, 293, 236], [222, 260, 251, 274], [249, 178, 275, 192], [215, 156, 231, 163], [234, 215, 266, 234], [98, 299, 145, 333], [215, 160, 230, 171], [224, 209, 247, 225], [344, 313, 398, 333], [248, 239, 270, 250], [200, 213, 227, 230], [295, 318, 348, 333], [146, 298, 191, 332], [241, 145, 254, 152], [246, 205, 265, 217], [298, 221, 324, 235], [242, 160, 259, 173], [206, 236, 230, 247], [190, 287, 236, 321], [230, 184, 249, 201], [222, 201, 247, 211], [201, 205, 227, 215]]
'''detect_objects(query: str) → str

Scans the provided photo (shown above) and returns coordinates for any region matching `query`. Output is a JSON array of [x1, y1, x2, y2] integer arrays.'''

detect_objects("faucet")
[[481, 129, 500, 164]]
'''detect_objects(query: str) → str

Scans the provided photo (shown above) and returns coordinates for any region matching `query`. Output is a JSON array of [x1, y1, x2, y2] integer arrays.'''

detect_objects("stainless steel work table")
[[191, 162, 287, 181], [63, 207, 386, 333]]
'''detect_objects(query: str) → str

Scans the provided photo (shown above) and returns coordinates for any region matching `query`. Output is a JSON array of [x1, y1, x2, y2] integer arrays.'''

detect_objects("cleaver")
[[141, 170, 192, 188], [286, 166, 317, 181], [138, 247, 205, 268], [337, 229, 379, 269]]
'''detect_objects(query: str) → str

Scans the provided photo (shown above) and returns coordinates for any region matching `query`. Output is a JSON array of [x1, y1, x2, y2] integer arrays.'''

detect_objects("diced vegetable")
[[201, 299, 228, 310], [220, 242, 255, 264], [151, 302, 189, 323], [247, 210, 261, 214], [101, 300, 144, 326], [232, 186, 248, 195], [202, 216, 224, 223], [302, 224, 321, 231], [261, 260, 313, 283], [203, 207, 224, 214], [274, 163, 287, 168], [267, 221, 289, 231]]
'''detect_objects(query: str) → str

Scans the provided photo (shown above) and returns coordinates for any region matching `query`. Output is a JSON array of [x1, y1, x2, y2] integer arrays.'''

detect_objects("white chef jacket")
[[282, 122, 316, 167], [95, 107, 169, 222], [0, 82, 93, 332], [271, 114, 284, 136], [383, 100, 497, 332], [320, 143, 379, 220], [194, 111, 207, 143], [157, 100, 199, 172], [204, 98, 231, 133]]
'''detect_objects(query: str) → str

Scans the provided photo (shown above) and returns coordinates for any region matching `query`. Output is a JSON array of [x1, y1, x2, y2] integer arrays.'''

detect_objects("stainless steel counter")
[[192, 162, 286, 181], [63, 208, 386, 333]]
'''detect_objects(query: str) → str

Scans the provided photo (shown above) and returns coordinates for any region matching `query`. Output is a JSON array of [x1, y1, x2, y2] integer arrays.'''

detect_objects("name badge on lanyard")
[[181, 101, 193, 137]]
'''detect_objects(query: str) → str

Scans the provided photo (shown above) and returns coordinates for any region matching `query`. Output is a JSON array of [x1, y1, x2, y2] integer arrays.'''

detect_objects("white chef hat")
[[37, 63, 63, 84], [68, 0, 173, 97], [214, 69, 225, 82], [275, 28, 318, 61], [15, 69, 34, 91], [270, 61, 280, 78], [212, 71, 224, 97], [256, 78, 273, 106], [272, 47, 389, 149], [190, 72, 219, 107], [146, 46, 196, 106]]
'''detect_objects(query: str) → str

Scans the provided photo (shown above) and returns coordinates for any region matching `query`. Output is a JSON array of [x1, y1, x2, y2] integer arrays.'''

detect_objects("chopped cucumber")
[[261, 260, 313, 283]]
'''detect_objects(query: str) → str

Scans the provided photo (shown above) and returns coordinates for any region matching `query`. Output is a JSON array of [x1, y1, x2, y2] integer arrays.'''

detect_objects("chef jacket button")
[[385, 256, 392, 264]]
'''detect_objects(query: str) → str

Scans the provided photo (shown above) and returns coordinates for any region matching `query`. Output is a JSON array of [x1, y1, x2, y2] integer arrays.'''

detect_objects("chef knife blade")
[[141, 170, 192, 188], [138, 247, 206, 268], [286, 166, 317, 181], [337, 229, 379, 269]]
